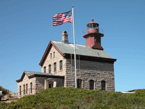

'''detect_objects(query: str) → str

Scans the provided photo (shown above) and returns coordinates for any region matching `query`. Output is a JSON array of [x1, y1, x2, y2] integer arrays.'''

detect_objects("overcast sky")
[[0, 0, 145, 93]]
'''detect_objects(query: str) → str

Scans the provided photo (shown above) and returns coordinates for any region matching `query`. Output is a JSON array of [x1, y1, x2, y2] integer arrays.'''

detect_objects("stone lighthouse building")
[[16, 19, 116, 98]]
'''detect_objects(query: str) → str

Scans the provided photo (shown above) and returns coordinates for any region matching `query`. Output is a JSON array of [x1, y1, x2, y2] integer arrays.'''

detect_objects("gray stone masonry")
[[17, 75, 36, 98], [41, 45, 67, 87], [65, 58, 115, 92], [36, 77, 64, 91]]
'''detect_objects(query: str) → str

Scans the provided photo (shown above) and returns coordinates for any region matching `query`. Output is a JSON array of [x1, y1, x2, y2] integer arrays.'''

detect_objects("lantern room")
[[87, 19, 99, 34], [83, 19, 104, 50]]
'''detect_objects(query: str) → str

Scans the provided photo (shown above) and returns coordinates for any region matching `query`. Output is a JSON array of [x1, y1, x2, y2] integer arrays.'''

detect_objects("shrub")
[[7, 94, 12, 99], [1, 87, 145, 108], [0, 86, 9, 95]]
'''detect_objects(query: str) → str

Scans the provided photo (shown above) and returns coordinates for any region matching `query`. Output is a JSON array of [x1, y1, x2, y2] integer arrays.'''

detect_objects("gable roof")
[[39, 40, 116, 66], [16, 71, 64, 82], [52, 41, 113, 58]]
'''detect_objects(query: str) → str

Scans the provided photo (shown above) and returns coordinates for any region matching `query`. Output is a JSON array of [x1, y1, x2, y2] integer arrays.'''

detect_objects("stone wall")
[[45, 77, 64, 88], [35, 77, 64, 91], [17, 76, 64, 98], [17, 75, 36, 98], [65, 58, 115, 92], [41, 45, 67, 87], [41, 46, 66, 75], [35, 77, 46, 91]]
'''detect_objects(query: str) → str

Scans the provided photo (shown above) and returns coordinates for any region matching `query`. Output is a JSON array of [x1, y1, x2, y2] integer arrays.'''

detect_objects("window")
[[23, 85, 25, 94], [90, 24, 93, 28], [54, 62, 56, 72], [44, 66, 46, 73], [60, 60, 63, 70], [50, 53, 52, 59], [53, 52, 55, 58], [101, 80, 106, 90], [19, 86, 21, 95], [30, 83, 32, 93], [77, 79, 82, 88], [49, 64, 51, 73], [26, 84, 28, 94], [89, 80, 94, 90], [93, 24, 97, 28], [48, 82, 53, 88]]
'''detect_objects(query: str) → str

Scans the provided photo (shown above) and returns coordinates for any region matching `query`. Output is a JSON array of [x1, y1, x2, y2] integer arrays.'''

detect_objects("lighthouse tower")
[[83, 19, 104, 50]]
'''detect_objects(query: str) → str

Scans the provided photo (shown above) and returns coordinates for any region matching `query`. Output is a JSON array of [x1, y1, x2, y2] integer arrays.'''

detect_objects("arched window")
[[30, 83, 32, 93], [60, 60, 63, 70], [49, 64, 51, 73], [77, 79, 82, 88], [23, 84, 25, 94], [101, 80, 106, 90], [19, 86, 21, 95], [54, 62, 56, 72], [89, 80, 94, 90], [53, 52, 55, 58], [26, 84, 28, 94], [50, 53, 52, 59], [44, 66, 46, 73]]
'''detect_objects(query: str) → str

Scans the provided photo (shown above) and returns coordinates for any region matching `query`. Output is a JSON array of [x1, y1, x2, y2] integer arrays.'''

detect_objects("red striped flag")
[[53, 10, 72, 26]]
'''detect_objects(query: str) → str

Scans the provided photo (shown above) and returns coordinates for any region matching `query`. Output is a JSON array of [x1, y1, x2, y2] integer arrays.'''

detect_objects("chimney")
[[62, 31, 68, 43]]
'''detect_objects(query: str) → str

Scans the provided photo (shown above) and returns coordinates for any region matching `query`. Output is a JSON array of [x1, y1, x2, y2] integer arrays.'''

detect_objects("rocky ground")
[[1, 99, 18, 103], [1, 91, 18, 103]]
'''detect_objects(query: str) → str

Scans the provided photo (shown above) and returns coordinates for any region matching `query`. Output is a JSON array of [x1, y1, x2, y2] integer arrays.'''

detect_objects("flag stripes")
[[53, 10, 72, 26]]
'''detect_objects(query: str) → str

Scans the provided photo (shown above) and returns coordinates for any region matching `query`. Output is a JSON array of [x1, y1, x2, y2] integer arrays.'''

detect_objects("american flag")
[[53, 10, 72, 26]]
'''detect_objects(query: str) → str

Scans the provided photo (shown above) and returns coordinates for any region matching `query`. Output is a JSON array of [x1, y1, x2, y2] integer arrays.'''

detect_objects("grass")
[[1, 87, 145, 109]]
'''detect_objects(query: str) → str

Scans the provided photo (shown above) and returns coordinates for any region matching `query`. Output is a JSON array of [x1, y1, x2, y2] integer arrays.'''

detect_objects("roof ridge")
[[52, 40, 86, 46], [24, 71, 43, 73], [52, 40, 114, 59]]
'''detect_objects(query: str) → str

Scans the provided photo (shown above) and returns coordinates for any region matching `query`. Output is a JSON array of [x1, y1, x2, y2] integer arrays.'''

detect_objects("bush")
[[7, 94, 12, 99], [0, 86, 9, 95], [1, 87, 145, 109]]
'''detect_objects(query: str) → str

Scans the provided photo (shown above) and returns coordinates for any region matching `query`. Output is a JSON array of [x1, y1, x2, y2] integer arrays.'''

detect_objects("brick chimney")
[[62, 31, 68, 43]]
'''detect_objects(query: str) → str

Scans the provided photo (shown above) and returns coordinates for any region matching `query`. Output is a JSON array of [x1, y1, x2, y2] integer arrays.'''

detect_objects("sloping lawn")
[[1, 87, 145, 109]]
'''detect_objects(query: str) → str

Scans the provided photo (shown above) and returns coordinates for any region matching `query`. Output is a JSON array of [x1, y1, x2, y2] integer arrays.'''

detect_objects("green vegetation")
[[0, 86, 9, 95], [7, 94, 12, 99], [1, 87, 145, 109]]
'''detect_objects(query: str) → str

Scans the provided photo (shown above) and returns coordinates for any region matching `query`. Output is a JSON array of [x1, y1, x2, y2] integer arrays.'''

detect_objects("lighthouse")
[[83, 19, 104, 50]]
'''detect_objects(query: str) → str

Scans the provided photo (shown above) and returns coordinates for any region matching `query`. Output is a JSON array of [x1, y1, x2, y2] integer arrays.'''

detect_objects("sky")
[[0, 0, 145, 94]]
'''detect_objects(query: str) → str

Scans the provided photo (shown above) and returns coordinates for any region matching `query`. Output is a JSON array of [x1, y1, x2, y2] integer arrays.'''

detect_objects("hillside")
[[0, 86, 17, 101], [0, 87, 145, 109], [0, 86, 9, 95]]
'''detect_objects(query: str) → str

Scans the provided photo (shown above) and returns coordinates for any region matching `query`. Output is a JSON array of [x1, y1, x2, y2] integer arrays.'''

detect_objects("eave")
[[64, 53, 117, 63], [16, 71, 26, 82], [39, 40, 65, 66], [16, 71, 64, 83]]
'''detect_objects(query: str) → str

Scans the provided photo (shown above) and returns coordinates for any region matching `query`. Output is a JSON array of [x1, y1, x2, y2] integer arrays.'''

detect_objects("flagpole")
[[72, 6, 77, 88]]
